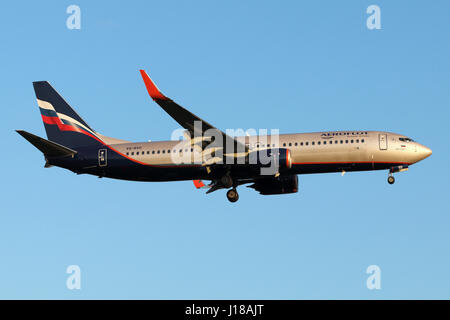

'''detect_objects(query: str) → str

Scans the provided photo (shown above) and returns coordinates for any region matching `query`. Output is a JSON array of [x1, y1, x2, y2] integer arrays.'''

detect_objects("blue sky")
[[1, 0, 449, 299]]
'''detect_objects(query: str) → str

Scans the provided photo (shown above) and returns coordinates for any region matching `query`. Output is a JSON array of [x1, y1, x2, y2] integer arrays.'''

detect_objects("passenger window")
[[126, 152, 129, 155], [283, 143, 286, 147], [345, 140, 348, 143], [312, 142, 315, 145], [131, 152, 134, 155], [356, 139, 359, 143], [157, 150, 160, 154], [168, 150, 171, 153], [340, 140, 343, 144], [300, 142, 303, 146], [351, 140, 354, 143], [152, 150, 155, 154], [294, 142, 298, 146], [361, 139, 365, 143], [305, 142, 309, 146], [288, 143, 292, 147], [323, 141, 326, 145], [318, 141, 321, 145]]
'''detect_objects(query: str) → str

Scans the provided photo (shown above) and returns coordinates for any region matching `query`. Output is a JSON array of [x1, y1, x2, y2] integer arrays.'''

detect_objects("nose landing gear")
[[387, 165, 408, 184], [388, 164, 408, 184], [226, 188, 239, 203], [387, 175, 395, 184]]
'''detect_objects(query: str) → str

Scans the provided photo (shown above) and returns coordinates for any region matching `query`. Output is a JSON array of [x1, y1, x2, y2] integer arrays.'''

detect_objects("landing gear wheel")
[[226, 189, 239, 203], [387, 176, 395, 185], [221, 175, 233, 189]]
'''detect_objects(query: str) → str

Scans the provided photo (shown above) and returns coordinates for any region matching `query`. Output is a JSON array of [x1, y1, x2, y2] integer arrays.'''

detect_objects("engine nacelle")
[[248, 174, 298, 195], [246, 148, 292, 171]]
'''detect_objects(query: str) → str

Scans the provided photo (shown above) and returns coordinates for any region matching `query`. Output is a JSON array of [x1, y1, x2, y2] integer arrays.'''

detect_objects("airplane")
[[17, 70, 432, 202]]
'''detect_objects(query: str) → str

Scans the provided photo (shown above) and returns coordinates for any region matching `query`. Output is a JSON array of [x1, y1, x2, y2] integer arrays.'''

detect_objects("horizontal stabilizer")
[[16, 130, 77, 157]]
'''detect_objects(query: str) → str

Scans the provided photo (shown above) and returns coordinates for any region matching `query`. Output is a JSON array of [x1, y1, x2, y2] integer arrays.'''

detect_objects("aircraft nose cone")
[[417, 144, 432, 161]]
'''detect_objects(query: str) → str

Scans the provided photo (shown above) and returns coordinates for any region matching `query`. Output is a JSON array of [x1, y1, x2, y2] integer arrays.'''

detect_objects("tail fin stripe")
[[57, 113, 97, 135], [41, 114, 104, 144], [34, 83, 93, 131], [39, 107, 58, 118], [38, 107, 94, 138], [37, 98, 96, 136], [37, 99, 56, 111], [34, 82, 102, 149]]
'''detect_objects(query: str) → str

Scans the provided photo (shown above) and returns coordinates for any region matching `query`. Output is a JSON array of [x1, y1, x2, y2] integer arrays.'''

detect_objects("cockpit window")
[[399, 137, 414, 142]]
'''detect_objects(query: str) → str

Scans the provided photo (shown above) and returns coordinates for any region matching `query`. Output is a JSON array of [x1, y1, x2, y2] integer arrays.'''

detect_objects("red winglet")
[[139, 70, 168, 100], [193, 180, 206, 189]]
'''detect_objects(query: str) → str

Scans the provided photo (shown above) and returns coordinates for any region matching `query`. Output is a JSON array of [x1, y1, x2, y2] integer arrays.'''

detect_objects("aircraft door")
[[98, 149, 107, 167], [379, 134, 387, 150]]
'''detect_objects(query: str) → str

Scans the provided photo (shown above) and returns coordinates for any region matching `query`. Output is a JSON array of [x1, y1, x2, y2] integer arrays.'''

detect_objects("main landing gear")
[[221, 172, 239, 202], [226, 188, 239, 203], [221, 174, 233, 189]]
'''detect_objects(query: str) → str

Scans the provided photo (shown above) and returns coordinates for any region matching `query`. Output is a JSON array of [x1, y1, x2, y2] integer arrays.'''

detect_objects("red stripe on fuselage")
[[292, 161, 411, 165]]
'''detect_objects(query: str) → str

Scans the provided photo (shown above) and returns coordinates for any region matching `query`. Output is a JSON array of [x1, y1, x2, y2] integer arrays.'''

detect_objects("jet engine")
[[248, 174, 298, 195], [245, 148, 292, 172]]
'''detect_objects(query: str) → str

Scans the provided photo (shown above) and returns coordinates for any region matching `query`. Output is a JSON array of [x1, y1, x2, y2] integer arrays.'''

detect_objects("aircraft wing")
[[139, 70, 247, 156]]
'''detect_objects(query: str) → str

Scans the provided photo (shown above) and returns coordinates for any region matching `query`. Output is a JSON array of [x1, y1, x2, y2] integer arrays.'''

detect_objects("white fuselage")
[[109, 130, 431, 171]]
